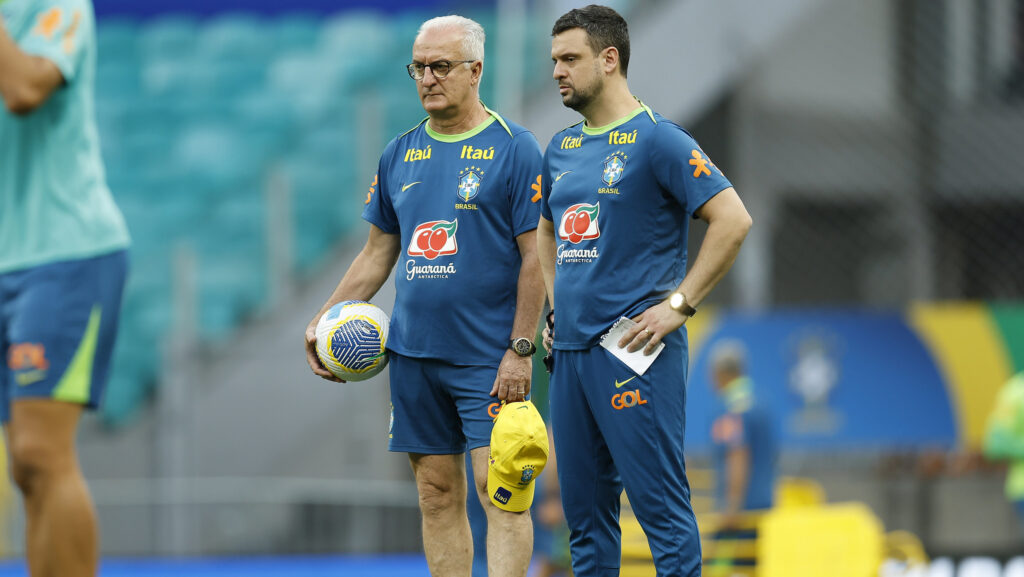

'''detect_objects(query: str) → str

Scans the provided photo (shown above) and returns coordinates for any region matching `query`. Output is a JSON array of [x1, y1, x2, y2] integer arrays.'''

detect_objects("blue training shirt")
[[540, 102, 732, 349], [363, 107, 543, 366]]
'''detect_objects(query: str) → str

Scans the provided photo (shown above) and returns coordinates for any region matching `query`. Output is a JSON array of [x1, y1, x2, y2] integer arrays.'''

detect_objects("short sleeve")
[[539, 147, 553, 222], [361, 145, 399, 234], [712, 413, 746, 448], [507, 131, 544, 237], [650, 122, 733, 218], [18, 0, 89, 83]]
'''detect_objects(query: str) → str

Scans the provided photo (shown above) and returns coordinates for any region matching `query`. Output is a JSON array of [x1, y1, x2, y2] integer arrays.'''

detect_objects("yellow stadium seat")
[[774, 477, 826, 508], [885, 530, 929, 567], [758, 503, 884, 577]]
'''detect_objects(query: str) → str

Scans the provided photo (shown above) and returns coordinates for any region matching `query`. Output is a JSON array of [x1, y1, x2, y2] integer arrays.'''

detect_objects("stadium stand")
[[94, 12, 419, 424]]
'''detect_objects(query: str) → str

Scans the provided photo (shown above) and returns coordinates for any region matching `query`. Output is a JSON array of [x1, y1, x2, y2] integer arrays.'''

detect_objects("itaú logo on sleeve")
[[611, 389, 648, 410], [558, 203, 600, 244]]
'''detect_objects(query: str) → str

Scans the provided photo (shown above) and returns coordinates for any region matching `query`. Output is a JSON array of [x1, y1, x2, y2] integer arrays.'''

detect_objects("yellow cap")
[[487, 401, 549, 512]]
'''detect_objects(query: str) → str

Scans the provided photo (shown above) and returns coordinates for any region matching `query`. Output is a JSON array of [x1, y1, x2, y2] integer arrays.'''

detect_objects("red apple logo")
[[408, 220, 458, 260], [558, 203, 600, 244]]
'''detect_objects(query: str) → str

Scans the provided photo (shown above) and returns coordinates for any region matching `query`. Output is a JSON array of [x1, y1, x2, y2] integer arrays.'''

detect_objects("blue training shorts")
[[387, 352, 502, 454], [0, 250, 128, 422]]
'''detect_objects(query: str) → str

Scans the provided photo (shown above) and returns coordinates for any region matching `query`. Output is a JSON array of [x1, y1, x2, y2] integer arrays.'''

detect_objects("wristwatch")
[[509, 337, 537, 357], [668, 292, 697, 317]]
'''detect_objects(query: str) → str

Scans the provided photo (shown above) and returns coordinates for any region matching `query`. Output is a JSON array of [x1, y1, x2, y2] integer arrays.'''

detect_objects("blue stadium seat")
[[390, 10, 431, 51], [173, 122, 264, 187], [273, 13, 320, 52], [283, 155, 363, 272], [96, 18, 139, 64], [319, 11, 393, 56], [233, 91, 298, 137], [196, 13, 271, 62], [266, 51, 339, 122], [96, 61, 142, 101], [138, 15, 199, 61]]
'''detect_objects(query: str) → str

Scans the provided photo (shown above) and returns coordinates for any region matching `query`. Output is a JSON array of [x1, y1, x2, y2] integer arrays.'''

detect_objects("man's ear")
[[472, 60, 483, 85], [601, 46, 620, 75]]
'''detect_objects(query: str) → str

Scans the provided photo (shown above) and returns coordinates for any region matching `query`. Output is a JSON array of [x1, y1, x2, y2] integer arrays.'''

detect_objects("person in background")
[[983, 371, 1024, 534], [1, 1, 131, 575], [707, 339, 777, 573]]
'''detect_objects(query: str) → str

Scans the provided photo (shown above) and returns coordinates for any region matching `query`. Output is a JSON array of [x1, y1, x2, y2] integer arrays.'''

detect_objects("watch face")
[[670, 293, 684, 309], [513, 339, 533, 356]]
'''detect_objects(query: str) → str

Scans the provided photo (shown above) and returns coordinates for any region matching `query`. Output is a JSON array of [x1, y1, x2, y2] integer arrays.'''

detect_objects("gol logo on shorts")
[[488, 403, 503, 418], [611, 389, 648, 410], [8, 343, 50, 386]]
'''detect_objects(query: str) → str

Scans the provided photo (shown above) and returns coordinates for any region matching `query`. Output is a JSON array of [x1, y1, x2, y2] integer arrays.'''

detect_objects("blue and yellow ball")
[[315, 301, 390, 381]]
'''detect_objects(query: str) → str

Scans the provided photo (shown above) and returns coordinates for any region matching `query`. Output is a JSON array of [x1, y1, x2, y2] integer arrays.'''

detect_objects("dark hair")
[[551, 5, 630, 77]]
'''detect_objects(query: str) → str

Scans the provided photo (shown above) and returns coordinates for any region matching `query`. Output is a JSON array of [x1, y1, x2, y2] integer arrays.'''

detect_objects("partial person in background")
[[0, 0, 130, 576], [707, 339, 777, 574], [532, 425, 572, 577], [304, 15, 545, 577], [537, 5, 752, 576], [983, 371, 1024, 534]]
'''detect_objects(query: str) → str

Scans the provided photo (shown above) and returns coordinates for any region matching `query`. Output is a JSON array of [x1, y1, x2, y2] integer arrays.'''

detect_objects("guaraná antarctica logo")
[[406, 219, 458, 280]]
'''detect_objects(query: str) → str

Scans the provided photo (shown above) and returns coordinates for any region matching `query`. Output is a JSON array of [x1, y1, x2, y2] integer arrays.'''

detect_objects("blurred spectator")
[[983, 372, 1024, 532], [708, 340, 777, 572]]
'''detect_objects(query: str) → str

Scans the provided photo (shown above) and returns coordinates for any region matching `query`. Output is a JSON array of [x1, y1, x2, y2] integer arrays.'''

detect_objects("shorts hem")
[[0, 243, 129, 275], [388, 444, 466, 455]]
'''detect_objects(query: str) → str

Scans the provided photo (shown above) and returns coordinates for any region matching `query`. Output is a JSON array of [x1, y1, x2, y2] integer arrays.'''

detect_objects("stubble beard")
[[562, 73, 605, 113]]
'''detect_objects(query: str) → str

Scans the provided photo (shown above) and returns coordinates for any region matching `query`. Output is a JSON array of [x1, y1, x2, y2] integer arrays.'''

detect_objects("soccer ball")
[[315, 300, 390, 381]]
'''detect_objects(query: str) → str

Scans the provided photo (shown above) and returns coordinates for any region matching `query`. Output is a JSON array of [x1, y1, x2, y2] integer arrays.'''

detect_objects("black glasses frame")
[[406, 59, 476, 80]]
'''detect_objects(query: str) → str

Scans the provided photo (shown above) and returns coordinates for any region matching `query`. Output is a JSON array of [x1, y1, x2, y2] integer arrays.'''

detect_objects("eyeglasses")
[[406, 60, 475, 80]]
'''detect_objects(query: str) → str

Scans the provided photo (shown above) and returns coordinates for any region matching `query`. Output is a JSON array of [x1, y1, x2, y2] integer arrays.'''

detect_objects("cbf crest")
[[602, 152, 628, 186], [457, 166, 485, 202], [519, 465, 536, 486]]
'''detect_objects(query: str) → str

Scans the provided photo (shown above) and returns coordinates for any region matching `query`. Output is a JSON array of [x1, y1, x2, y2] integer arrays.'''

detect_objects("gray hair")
[[710, 339, 747, 375], [417, 15, 486, 63]]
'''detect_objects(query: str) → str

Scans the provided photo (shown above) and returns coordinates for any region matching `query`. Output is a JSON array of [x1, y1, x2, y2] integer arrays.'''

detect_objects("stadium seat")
[[138, 15, 199, 61], [390, 10, 432, 50], [233, 91, 297, 136], [1005, 557, 1024, 577], [927, 557, 955, 577], [173, 123, 262, 187], [96, 18, 138, 63], [140, 57, 194, 98], [319, 11, 393, 58], [958, 557, 1003, 577], [880, 559, 928, 577], [196, 13, 271, 62], [283, 161, 350, 271], [267, 51, 339, 121], [758, 503, 884, 577], [273, 13, 320, 52], [95, 60, 142, 104], [775, 477, 826, 508]]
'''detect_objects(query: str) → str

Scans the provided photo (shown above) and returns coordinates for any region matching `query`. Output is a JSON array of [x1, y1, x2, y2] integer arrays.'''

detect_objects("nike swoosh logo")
[[401, 182, 422, 192], [615, 376, 636, 388], [555, 171, 572, 182]]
